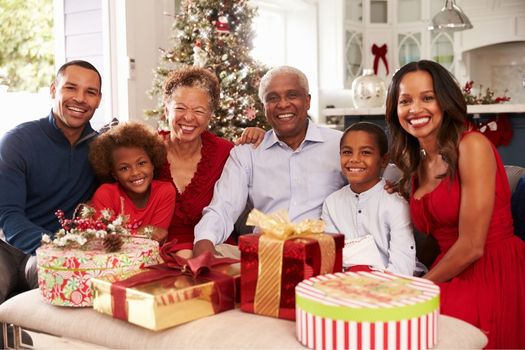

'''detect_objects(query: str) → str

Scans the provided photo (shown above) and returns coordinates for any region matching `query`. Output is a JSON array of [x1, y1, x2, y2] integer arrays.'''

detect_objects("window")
[[251, 3, 286, 67]]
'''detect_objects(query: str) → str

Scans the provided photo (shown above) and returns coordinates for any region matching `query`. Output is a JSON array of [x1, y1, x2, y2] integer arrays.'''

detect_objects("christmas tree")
[[145, 0, 270, 140]]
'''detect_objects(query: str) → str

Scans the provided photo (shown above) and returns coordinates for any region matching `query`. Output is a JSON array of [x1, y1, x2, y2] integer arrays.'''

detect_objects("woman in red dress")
[[158, 66, 263, 248], [385, 60, 525, 348]]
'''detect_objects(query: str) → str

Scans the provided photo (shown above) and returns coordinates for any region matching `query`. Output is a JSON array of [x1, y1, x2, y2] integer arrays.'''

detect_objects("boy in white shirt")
[[322, 122, 416, 276]]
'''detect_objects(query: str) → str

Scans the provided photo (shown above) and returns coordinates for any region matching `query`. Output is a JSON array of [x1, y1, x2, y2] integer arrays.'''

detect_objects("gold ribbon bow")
[[246, 209, 335, 317]]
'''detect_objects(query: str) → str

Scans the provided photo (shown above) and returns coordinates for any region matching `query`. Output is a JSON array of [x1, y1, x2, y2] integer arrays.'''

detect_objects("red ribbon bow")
[[372, 44, 389, 75], [110, 240, 239, 320]]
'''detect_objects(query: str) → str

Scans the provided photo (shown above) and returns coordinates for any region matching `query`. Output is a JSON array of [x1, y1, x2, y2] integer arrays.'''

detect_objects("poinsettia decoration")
[[41, 204, 131, 252], [462, 80, 511, 105]]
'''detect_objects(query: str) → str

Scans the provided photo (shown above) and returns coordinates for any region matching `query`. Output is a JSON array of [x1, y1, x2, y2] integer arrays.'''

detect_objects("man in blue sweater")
[[0, 60, 102, 305]]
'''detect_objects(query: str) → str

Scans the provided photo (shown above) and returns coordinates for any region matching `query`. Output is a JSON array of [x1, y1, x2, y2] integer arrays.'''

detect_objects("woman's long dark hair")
[[385, 60, 468, 195]]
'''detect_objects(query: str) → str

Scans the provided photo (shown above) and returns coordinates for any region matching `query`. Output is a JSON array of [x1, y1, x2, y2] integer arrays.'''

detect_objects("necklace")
[[420, 148, 427, 160]]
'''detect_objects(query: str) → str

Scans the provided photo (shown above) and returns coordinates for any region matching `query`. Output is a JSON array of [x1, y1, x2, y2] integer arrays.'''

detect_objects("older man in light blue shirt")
[[193, 66, 347, 256]]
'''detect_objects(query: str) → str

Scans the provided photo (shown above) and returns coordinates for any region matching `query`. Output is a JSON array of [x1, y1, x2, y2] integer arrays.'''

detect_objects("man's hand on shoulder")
[[192, 239, 218, 257]]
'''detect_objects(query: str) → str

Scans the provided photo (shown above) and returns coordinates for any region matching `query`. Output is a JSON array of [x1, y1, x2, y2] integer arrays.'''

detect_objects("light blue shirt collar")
[[262, 120, 325, 150]]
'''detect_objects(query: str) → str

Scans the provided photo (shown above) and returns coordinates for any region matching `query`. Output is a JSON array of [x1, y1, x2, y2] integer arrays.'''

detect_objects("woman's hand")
[[234, 127, 265, 148], [383, 179, 398, 194]]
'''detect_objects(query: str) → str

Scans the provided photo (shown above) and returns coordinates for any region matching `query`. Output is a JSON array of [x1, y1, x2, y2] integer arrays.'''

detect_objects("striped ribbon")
[[253, 235, 285, 317], [247, 208, 336, 318]]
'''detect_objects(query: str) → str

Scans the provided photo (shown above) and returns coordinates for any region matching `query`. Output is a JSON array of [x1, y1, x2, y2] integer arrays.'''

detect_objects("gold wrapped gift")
[[91, 262, 240, 331]]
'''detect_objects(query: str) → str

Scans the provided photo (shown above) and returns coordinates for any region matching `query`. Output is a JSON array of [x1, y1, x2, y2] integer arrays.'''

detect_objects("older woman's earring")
[[420, 148, 427, 159]]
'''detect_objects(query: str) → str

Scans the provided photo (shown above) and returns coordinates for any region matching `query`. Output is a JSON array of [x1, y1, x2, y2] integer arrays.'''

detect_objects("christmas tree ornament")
[[192, 40, 208, 68], [246, 106, 257, 121], [215, 15, 230, 34]]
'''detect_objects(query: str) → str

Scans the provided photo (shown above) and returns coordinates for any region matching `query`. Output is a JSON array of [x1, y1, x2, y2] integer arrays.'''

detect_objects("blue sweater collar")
[[45, 110, 97, 145]]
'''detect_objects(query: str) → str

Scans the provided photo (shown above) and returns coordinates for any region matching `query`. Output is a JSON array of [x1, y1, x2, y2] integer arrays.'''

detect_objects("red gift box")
[[239, 232, 344, 320]]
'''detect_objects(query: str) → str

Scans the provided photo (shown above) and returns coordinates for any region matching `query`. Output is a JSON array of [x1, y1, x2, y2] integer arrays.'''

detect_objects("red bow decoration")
[[110, 240, 239, 320], [372, 44, 389, 75]]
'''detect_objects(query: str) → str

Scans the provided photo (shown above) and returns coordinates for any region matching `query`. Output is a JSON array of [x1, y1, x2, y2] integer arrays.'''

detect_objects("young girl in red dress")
[[89, 121, 176, 243], [385, 59, 525, 348]]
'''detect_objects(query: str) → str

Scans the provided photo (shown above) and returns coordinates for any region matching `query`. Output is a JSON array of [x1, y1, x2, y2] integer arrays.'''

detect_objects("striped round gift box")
[[295, 271, 440, 350]]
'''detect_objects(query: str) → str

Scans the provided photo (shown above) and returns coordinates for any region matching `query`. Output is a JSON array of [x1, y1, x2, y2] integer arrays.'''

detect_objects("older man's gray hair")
[[258, 66, 309, 102]]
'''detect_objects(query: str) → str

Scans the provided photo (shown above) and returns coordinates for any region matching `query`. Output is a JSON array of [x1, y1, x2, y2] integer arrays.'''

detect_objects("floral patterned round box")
[[295, 270, 440, 350], [37, 237, 160, 307]]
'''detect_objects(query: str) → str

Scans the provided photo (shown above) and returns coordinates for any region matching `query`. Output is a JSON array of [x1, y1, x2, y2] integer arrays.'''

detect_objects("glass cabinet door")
[[370, 0, 388, 23], [398, 32, 421, 67], [431, 32, 454, 70], [345, 0, 363, 23], [397, 0, 421, 23], [345, 29, 363, 88]]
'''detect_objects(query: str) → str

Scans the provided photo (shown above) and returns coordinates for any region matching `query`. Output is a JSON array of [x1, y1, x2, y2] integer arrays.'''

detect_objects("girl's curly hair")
[[89, 121, 166, 183]]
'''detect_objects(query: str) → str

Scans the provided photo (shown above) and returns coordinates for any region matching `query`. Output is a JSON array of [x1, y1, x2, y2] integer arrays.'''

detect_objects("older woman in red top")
[[158, 66, 262, 248]]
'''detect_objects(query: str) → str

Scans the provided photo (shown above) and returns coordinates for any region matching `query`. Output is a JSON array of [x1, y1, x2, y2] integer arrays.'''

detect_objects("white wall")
[[106, 0, 175, 127], [251, 0, 325, 121], [318, 0, 353, 119]]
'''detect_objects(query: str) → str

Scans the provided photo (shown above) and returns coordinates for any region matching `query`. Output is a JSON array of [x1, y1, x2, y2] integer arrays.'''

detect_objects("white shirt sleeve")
[[194, 146, 251, 245], [384, 193, 416, 276], [321, 197, 339, 234]]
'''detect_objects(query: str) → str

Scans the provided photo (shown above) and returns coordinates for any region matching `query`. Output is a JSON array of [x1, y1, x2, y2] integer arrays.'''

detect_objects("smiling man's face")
[[51, 65, 101, 136], [262, 72, 310, 149]]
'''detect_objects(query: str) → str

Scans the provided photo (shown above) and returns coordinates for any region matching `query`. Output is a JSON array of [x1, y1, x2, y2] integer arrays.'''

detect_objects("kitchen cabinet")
[[318, 0, 525, 119], [396, 1, 455, 71], [343, 0, 458, 88], [343, 0, 392, 87]]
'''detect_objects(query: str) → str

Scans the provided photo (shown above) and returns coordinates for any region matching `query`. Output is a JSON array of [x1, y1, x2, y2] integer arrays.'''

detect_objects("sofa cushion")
[[505, 165, 525, 193]]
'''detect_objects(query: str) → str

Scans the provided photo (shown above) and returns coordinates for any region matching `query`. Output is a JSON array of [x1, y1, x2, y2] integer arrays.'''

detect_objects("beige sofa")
[[1, 289, 488, 349]]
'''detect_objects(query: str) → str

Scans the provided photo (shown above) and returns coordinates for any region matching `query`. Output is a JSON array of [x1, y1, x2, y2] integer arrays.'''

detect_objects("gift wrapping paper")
[[239, 233, 344, 320], [91, 262, 240, 331], [295, 270, 440, 350], [36, 237, 160, 307]]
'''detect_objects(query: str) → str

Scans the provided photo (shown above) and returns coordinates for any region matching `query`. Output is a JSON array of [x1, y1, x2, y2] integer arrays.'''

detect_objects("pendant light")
[[428, 0, 473, 32]]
